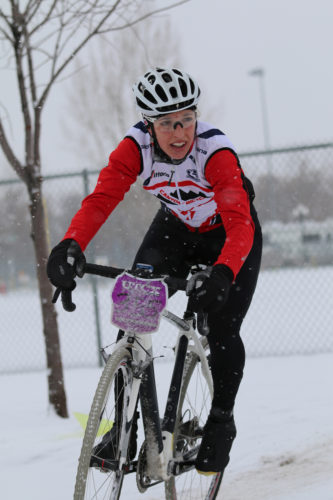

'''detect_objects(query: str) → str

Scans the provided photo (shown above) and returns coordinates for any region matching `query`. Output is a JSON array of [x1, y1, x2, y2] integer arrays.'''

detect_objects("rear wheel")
[[165, 339, 223, 500], [74, 348, 133, 500]]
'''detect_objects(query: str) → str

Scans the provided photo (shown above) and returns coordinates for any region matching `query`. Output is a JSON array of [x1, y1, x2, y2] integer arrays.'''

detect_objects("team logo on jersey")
[[152, 171, 169, 179], [143, 169, 170, 186], [186, 168, 199, 181], [188, 154, 196, 165]]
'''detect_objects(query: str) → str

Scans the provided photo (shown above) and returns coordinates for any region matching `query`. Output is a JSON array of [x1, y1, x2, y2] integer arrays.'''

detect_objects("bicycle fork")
[[139, 333, 190, 481], [115, 334, 165, 477]]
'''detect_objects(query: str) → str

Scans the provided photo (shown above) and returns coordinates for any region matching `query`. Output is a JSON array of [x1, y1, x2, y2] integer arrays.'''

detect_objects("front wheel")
[[165, 339, 223, 500], [74, 348, 133, 500]]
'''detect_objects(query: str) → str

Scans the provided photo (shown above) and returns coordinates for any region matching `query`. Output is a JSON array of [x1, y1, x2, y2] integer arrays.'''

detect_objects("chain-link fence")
[[1, 142, 333, 373]]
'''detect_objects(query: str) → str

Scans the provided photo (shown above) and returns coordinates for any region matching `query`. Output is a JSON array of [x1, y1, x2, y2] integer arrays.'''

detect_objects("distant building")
[[262, 218, 333, 268]]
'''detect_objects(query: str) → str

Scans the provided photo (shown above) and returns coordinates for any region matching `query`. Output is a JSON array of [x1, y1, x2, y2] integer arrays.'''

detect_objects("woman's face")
[[151, 109, 196, 160]]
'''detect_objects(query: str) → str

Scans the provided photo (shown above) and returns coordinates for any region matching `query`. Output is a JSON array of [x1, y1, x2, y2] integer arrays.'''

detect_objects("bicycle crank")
[[136, 441, 151, 492], [136, 441, 165, 492]]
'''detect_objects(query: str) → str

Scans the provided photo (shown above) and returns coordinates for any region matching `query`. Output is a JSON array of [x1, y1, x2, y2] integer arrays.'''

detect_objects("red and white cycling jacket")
[[64, 121, 255, 278]]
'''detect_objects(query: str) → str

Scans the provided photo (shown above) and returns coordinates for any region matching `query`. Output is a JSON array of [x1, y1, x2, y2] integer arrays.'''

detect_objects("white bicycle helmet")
[[133, 67, 201, 119]]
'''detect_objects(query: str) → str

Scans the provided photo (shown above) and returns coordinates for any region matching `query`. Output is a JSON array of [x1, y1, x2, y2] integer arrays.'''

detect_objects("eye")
[[183, 116, 194, 124], [159, 119, 172, 128]]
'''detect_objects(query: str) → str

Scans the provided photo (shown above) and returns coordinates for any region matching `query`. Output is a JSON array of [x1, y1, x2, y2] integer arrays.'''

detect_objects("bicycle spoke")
[[74, 349, 132, 500], [165, 350, 222, 500]]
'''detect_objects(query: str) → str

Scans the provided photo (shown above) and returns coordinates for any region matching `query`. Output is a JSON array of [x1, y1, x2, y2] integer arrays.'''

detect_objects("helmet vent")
[[156, 98, 195, 113], [147, 74, 156, 85], [136, 98, 152, 111], [155, 84, 168, 102], [143, 89, 157, 104], [178, 78, 188, 97], [162, 72, 173, 83], [170, 86, 178, 98], [189, 79, 195, 94]]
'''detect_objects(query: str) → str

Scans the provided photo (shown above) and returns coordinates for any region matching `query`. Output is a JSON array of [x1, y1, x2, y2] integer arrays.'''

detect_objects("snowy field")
[[1, 353, 333, 499], [1, 265, 333, 498]]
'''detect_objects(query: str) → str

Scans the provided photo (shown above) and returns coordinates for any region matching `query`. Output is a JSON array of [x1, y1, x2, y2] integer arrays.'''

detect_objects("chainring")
[[136, 440, 151, 493]]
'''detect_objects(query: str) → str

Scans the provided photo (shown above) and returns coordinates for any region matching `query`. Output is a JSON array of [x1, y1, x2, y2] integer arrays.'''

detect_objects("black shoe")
[[195, 408, 236, 475], [90, 412, 139, 467]]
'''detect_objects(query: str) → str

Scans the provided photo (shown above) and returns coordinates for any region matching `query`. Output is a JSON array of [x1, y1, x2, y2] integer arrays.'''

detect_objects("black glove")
[[47, 239, 85, 289], [186, 264, 233, 313]]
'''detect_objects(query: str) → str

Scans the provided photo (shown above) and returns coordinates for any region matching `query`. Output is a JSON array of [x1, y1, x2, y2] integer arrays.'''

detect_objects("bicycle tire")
[[164, 339, 223, 500], [74, 348, 132, 500]]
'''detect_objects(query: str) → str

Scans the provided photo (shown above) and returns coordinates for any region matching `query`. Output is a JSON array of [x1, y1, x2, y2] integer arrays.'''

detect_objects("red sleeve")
[[63, 137, 141, 250], [205, 149, 255, 279]]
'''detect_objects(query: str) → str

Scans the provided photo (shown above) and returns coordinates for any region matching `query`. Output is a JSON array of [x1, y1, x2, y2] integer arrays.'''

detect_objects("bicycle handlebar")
[[83, 263, 188, 290], [52, 262, 188, 312], [52, 262, 210, 335]]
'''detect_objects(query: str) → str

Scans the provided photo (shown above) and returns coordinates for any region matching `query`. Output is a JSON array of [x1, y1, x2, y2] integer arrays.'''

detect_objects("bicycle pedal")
[[169, 459, 196, 476], [196, 469, 217, 477]]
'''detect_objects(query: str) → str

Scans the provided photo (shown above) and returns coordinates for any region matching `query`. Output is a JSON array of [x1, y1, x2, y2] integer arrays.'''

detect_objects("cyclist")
[[47, 67, 262, 475]]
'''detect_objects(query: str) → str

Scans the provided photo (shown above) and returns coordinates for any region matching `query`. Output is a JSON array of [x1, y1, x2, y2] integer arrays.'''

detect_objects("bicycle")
[[54, 262, 223, 499]]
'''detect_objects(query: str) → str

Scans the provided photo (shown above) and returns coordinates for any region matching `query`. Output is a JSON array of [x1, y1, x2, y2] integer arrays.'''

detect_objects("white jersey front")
[[125, 120, 236, 230]]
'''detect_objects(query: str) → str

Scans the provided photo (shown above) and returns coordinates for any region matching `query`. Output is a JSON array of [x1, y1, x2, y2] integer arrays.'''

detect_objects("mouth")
[[170, 142, 186, 149]]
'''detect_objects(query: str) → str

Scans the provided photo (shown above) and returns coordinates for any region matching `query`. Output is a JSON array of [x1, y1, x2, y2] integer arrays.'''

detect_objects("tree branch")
[[0, 6, 12, 26], [50, 9, 66, 81], [0, 25, 14, 43], [97, 0, 192, 33], [36, 0, 191, 108], [37, 0, 123, 108], [0, 5, 14, 41], [22, 23, 37, 105], [0, 117, 25, 180], [29, 0, 58, 36], [24, 0, 43, 23], [10, 1, 33, 166]]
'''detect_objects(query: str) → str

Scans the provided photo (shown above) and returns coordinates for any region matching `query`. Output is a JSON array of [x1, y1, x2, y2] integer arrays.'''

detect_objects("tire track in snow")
[[218, 437, 333, 500]]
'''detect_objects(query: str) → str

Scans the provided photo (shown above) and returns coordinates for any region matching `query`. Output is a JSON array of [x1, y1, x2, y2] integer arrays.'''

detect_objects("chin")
[[167, 147, 188, 159]]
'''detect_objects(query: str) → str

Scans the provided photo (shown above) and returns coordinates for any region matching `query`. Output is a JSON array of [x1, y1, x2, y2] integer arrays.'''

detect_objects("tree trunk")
[[29, 181, 68, 418]]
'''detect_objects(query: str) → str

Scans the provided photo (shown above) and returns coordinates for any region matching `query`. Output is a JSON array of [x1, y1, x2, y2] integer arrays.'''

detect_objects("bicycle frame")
[[104, 307, 213, 483]]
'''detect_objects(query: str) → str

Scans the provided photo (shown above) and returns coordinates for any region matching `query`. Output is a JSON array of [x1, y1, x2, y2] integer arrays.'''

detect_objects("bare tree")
[[0, 0, 191, 417], [63, 20, 184, 163]]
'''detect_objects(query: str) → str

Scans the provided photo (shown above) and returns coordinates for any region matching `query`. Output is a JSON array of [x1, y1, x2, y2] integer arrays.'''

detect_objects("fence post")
[[82, 169, 103, 367]]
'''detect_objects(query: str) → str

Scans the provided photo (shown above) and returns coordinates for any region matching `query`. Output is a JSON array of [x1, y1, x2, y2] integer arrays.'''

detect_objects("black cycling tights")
[[132, 207, 262, 412]]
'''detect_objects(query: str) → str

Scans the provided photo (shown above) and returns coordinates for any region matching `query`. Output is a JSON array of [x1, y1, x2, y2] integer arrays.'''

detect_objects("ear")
[[144, 119, 153, 136]]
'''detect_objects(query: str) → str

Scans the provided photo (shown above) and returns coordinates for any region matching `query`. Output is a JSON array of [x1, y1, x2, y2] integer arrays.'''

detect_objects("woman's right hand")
[[47, 239, 86, 289]]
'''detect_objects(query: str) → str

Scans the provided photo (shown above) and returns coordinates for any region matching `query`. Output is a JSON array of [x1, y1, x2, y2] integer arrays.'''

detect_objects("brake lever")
[[197, 311, 210, 336], [52, 287, 61, 304], [61, 288, 76, 312], [52, 283, 77, 312]]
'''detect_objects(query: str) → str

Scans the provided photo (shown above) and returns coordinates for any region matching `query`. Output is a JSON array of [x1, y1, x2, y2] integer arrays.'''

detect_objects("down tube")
[[162, 334, 189, 433], [139, 358, 164, 453]]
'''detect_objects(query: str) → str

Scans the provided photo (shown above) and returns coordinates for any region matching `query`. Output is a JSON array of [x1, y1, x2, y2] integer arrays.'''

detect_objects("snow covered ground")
[[1, 352, 332, 499]]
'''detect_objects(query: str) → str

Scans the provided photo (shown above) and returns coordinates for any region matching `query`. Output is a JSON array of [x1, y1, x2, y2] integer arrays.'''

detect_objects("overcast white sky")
[[169, 0, 333, 151], [1, 0, 333, 177]]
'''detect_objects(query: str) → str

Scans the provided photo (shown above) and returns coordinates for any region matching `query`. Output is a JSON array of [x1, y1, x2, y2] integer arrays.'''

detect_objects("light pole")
[[248, 68, 271, 150], [248, 67, 276, 219]]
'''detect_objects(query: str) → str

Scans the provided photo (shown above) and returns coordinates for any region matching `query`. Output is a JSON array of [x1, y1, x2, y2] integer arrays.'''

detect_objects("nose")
[[172, 121, 184, 130], [173, 123, 186, 137]]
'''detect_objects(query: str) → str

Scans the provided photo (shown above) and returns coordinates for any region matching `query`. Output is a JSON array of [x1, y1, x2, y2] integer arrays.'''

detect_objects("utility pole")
[[249, 67, 276, 220]]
